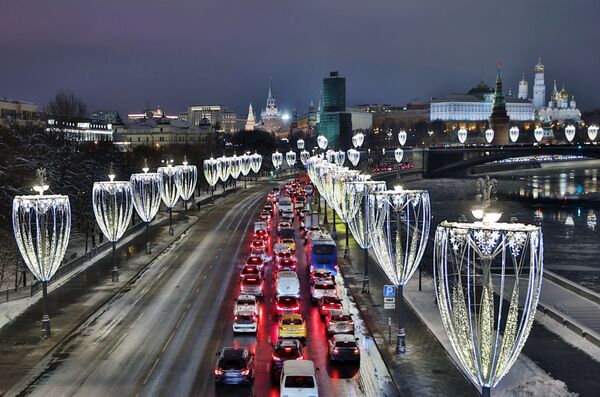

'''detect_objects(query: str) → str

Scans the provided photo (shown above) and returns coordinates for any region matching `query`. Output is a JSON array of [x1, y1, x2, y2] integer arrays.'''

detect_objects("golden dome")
[[558, 87, 569, 100]]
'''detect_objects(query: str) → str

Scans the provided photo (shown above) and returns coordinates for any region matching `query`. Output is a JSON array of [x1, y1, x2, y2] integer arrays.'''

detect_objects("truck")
[[304, 212, 319, 229]]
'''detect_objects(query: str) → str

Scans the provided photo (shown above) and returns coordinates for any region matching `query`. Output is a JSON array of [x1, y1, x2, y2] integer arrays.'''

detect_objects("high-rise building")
[[317, 71, 352, 149], [260, 77, 282, 133], [245, 103, 255, 131], [187, 105, 236, 133], [533, 58, 546, 110], [488, 66, 510, 145]]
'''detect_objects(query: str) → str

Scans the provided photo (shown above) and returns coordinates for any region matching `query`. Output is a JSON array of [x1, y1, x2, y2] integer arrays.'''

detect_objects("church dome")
[[558, 88, 569, 101]]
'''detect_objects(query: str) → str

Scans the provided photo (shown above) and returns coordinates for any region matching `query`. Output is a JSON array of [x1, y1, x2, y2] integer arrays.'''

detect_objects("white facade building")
[[346, 106, 373, 130]]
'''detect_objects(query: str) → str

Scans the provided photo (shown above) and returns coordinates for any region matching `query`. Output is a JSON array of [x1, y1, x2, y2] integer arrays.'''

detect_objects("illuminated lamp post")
[[203, 157, 220, 202], [175, 156, 198, 217], [286, 150, 297, 174], [352, 132, 364, 149], [458, 127, 468, 145], [250, 152, 263, 182], [300, 150, 310, 166], [92, 167, 134, 281], [485, 129, 495, 145], [371, 187, 431, 353], [347, 149, 360, 167], [13, 169, 71, 338], [534, 127, 544, 143], [272, 150, 283, 178], [217, 155, 231, 192], [130, 165, 161, 254], [394, 147, 404, 180], [588, 125, 599, 142], [240, 154, 252, 189], [398, 130, 407, 147], [229, 154, 242, 192], [434, 220, 543, 397], [565, 124, 576, 143], [317, 135, 328, 151], [297, 139, 305, 150], [509, 126, 519, 143], [158, 162, 180, 236]]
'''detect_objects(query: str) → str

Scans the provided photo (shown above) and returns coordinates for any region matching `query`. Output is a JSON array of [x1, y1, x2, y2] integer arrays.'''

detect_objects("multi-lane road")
[[8, 183, 395, 397]]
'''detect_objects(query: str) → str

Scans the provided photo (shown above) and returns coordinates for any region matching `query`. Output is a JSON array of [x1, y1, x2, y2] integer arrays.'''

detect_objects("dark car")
[[270, 338, 304, 381], [214, 347, 255, 385], [277, 258, 297, 272], [275, 296, 301, 314]]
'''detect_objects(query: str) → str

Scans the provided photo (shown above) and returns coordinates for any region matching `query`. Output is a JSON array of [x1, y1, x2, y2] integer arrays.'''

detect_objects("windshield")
[[316, 284, 335, 290], [335, 341, 357, 348], [322, 296, 341, 304], [278, 297, 297, 305], [280, 229, 295, 239], [331, 314, 352, 322], [238, 299, 254, 305], [243, 278, 261, 285], [284, 376, 315, 388], [314, 245, 335, 255]]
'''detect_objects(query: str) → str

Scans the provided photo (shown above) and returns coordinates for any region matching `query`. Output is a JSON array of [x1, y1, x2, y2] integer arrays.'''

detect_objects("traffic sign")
[[383, 285, 395, 298], [384, 297, 395, 310]]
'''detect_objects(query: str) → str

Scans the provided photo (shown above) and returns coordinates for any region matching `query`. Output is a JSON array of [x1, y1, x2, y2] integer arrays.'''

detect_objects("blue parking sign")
[[383, 285, 395, 298]]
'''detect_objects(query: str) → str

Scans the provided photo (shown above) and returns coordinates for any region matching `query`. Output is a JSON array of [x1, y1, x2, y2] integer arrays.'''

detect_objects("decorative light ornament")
[[434, 221, 543, 397], [250, 152, 262, 174], [352, 132, 365, 148], [297, 139, 305, 150], [371, 189, 431, 353], [92, 171, 133, 282], [13, 169, 71, 338], [346, 180, 387, 293], [272, 150, 283, 170], [130, 171, 161, 254], [317, 135, 328, 150], [175, 158, 198, 213], [458, 128, 468, 144], [217, 155, 231, 183], [394, 148, 404, 163], [158, 164, 180, 236], [485, 128, 495, 144], [203, 157, 220, 201], [534, 127, 544, 143], [509, 127, 519, 143], [347, 149, 360, 167], [239, 154, 253, 188], [229, 154, 242, 191], [588, 125, 599, 141], [333, 150, 345, 167], [398, 130, 407, 147], [565, 124, 576, 142], [326, 149, 335, 163], [300, 150, 310, 166], [286, 150, 297, 168]]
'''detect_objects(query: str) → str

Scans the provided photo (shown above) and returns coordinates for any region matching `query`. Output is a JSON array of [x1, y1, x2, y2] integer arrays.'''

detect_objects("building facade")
[[46, 118, 114, 141], [259, 78, 282, 133], [0, 97, 39, 125], [187, 105, 237, 133]]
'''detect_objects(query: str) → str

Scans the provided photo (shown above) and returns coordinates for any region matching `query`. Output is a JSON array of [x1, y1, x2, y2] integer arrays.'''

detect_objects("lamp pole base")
[[361, 276, 370, 294], [146, 242, 151, 254], [396, 329, 406, 354], [112, 267, 119, 282], [41, 315, 51, 338]]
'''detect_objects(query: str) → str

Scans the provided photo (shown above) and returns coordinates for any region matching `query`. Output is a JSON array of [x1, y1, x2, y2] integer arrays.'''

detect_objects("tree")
[[45, 89, 88, 119]]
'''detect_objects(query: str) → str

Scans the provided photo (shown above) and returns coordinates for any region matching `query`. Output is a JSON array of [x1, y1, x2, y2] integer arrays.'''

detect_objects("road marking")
[[130, 312, 144, 329], [176, 311, 186, 328], [195, 287, 200, 294], [209, 264, 213, 269], [143, 357, 160, 385], [203, 274, 207, 280], [186, 302, 191, 309], [162, 331, 175, 353]]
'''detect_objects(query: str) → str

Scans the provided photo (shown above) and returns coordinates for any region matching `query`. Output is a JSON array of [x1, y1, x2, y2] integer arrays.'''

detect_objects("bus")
[[305, 231, 338, 275]]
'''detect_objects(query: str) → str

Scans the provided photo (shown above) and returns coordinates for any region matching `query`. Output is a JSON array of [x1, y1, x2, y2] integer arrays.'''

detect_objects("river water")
[[404, 161, 600, 293]]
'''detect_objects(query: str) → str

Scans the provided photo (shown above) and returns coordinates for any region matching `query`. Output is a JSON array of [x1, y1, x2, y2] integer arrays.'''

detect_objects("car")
[[270, 338, 304, 381], [267, 193, 277, 203], [318, 295, 343, 317], [325, 309, 354, 337], [214, 347, 255, 385], [304, 185, 314, 195], [259, 214, 270, 223], [276, 257, 297, 272], [251, 239, 265, 250], [254, 230, 270, 251], [278, 221, 291, 233], [250, 246, 269, 263], [310, 269, 335, 285], [275, 271, 300, 297], [246, 255, 264, 269], [275, 295, 301, 314], [260, 211, 271, 222], [273, 242, 292, 258], [278, 313, 307, 341], [280, 360, 319, 396], [264, 203, 274, 215], [234, 294, 259, 316], [280, 237, 296, 253], [310, 279, 337, 303], [233, 311, 258, 334], [240, 275, 264, 299], [241, 264, 262, 279], [282, 210, 295, 221], [328, 334, 360, 362]]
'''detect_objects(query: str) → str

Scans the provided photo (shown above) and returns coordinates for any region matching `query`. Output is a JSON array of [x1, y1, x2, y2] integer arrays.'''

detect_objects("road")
[[8, 184, 395, 397]]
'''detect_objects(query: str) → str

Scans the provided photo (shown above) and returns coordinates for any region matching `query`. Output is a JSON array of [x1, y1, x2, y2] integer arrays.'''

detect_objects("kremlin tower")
[[488, 65, 510, 145]]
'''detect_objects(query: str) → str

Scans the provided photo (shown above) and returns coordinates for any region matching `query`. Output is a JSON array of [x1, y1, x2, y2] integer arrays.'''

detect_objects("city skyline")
[[2, 0, 600, 117]]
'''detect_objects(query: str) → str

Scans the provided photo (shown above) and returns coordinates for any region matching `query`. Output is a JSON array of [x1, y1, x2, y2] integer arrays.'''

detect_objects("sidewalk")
[[0, 183, 263, 394]]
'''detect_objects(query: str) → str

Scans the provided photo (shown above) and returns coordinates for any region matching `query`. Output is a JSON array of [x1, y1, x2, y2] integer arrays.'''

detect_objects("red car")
[[318, 295, 343, 317]]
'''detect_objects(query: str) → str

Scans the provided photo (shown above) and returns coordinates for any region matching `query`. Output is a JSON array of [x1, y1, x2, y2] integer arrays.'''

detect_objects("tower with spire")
[[533, 57, 546, 110], [260, 77, 282, 133], [518, 73, 528, 100], [245, 103, 255, 131], [488, 65, 510, 145]]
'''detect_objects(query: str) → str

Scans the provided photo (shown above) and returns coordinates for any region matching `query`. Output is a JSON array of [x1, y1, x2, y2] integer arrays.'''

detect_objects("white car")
[[234, 294, 259, 316], [233, 311, 258, 334], [310, 279, 337, 303], [250, 246, 270, 263], [325, 310, 355, 337]]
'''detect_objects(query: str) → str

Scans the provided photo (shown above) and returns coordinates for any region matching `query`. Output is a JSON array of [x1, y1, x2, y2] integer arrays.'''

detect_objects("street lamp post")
[[12, 169, 71, 338], [203, 157, 220, 202], [130, 168, 161, 254], [250, 152, 263, 183], [229, 154, 242, 192], [370, 187, 431, 353], [272, 150, 283, 178], [158, 163, 180, 236], [175, 157, 198, 218], [240, 154, 252, 189], [217, 155, 231, 192], [92, 170, 134, 282]]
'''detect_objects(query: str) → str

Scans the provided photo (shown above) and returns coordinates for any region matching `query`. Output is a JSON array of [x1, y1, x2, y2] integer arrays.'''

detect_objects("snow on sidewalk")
[[403, 275, 577, 397]]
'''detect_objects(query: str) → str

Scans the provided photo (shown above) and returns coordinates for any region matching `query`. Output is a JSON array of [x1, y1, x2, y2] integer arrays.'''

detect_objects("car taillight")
[[334, 347, 339, 353], [215, 369, 223, 375], [292, 305, 300, 311], [234, 316, 239, 320], [240, 369, 250, 375], [297, 355, 303, 360], [272, 355, 281, 361], [348, 321, 354, 324], [354, 347, 359, 354], [276, 306, 284, 311]]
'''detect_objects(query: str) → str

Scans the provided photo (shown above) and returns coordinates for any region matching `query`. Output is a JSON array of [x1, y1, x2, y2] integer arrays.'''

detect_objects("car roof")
[[237, 294, 256, 300], [283, 360, 315, 374], [315, 279, 335, 285], [281, 313, 303, 320], [222, 347, 247, 359], [332, 334, 356, 342]]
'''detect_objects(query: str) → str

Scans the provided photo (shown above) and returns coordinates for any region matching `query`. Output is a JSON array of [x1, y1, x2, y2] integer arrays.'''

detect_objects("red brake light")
[[285, 347, 291, 352], [334, 347, 339, 353], [354, 347, 359, 354], [272, 355, 281, 361], [240, 369, 250, 375], [215, 369, 223, 375]]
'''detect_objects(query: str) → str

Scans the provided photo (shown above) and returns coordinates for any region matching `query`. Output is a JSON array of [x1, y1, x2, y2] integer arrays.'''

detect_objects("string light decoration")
[[458, 128, 468, 144], [509, 127, 519, 143], [203, 157, 220, 201], [317, 135, 328, 150], [347, 149, 360, 167], [331, 169, 362, 257], [175, 157, 198, 214], [92, 170, 133, 282], [217, 155, 231, 192], [484, 129, 494, 144], [250, 152, 262, 180], [433, 221, 543, 397], [565, 124, 576, 142], [398, 130, 407, 147], [13, 168, 71, 338], [239, 154, 253, 189], [394, 148, 404, 163], [300, 150, 310, 166], [333, 150, 345, 167], [297, 139, 305, 150], [272, 150, 283, 172], [158, 164, 180, 236], [346, 180, 387, 293], [325, 149, 335, 164], [352, 132, 364, 148], [130, 169, 161, 254], [286, 150, 297, 168], [588, 125, 599, 141], [371, 188, 431, 353], [229, 154, 242, 191], [534, 127, 544, 143]]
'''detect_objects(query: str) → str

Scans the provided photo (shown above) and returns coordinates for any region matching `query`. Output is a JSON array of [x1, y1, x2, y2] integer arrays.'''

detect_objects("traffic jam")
[[214, 177, 363, 396]]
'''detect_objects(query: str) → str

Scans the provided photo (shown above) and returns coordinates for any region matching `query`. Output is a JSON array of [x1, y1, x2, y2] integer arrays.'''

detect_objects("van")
[[280, 360, 319, 397], [254, 221, 268, 233], [276, 271, 300, 297], [279, 197, 294, 214]]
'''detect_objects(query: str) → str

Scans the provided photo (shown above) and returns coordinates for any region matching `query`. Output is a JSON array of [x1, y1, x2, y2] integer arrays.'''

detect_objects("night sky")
[[2, 0, 600, 117]]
